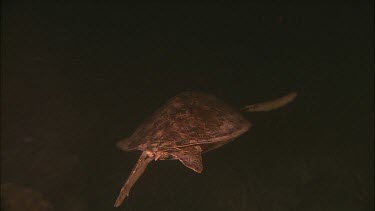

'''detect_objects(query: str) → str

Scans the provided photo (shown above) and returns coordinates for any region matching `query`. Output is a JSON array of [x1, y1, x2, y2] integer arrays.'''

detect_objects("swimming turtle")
[[114, 91, 297, 207]]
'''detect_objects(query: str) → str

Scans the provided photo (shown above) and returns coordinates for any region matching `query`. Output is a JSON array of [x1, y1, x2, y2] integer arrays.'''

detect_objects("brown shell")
[[120, 92, 251, 152]]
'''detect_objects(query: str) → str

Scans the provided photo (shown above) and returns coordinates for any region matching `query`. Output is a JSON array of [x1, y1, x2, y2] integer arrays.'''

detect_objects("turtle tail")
[[243, 92, 297, 112]]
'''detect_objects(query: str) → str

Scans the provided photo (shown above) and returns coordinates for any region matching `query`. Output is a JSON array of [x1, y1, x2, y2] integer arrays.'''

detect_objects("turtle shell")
[[119, 92, 251, 152]]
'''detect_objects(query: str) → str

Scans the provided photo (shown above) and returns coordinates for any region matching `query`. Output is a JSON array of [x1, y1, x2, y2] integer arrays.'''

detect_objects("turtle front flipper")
[[169, 146, 203, 173], [114, 151, 153, 207]]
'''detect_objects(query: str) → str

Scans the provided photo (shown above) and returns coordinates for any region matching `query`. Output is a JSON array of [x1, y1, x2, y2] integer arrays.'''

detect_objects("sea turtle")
[[114, 91, 297, 207]]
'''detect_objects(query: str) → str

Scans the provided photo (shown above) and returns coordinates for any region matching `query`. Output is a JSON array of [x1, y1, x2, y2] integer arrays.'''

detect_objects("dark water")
[[2, 2, 373, 211]]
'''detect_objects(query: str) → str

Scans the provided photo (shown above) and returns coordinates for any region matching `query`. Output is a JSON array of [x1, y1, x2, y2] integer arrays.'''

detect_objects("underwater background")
[[2, 2, 373, 211]]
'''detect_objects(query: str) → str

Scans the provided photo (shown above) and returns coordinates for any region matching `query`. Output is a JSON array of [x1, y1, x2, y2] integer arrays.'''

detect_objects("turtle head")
[[116, 138, 132, 151]]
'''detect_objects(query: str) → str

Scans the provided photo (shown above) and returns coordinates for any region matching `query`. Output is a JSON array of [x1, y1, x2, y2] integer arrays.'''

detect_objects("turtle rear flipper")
[[244, 91, 297, 112], [169, 146, 203, 173]]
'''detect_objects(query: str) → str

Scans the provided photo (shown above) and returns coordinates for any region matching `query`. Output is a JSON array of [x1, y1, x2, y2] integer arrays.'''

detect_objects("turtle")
[[114, 91, 297, 207]]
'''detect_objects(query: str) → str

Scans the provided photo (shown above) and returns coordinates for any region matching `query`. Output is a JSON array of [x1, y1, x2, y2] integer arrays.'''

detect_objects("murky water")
[[2, 2, 373, 211]]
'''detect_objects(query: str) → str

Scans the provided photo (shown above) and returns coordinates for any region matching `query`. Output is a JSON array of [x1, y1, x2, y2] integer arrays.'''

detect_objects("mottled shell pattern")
[[118, 91, 251, 153]]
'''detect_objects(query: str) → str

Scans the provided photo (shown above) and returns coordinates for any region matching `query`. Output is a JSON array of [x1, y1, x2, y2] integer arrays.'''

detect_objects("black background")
[[2, 2, 373, 211]]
